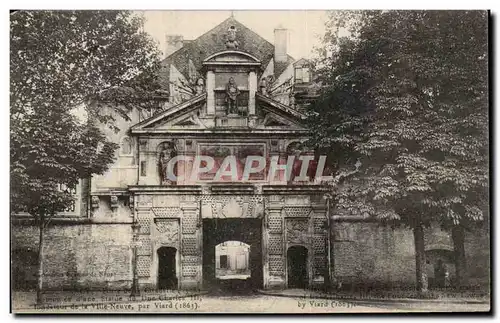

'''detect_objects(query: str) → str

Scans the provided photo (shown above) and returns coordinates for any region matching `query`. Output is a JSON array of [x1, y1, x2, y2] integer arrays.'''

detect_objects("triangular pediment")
[[255, 93, 307, 131], [263, 114, 293, 127], [175, 116, 198, 126], [254, 109, 305, 131], [130, 92, 307, 134], [130, 93, 207, 133]]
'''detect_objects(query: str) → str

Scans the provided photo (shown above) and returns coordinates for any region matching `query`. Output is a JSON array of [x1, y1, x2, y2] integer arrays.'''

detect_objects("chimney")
[[165, 35, 184, 58], [274, 25, 288, 63]]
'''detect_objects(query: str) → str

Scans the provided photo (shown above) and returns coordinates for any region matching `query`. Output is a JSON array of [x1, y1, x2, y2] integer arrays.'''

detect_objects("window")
[[295, 67, 303, 83], [57, 183, 79, 213], [302, 67, 310, 83], [121, 137, 132, 155], [295, 67, 310, 84]]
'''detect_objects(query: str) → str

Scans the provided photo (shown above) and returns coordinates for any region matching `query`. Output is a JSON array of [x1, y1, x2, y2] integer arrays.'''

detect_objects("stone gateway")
[[11, 15, 489, 293]]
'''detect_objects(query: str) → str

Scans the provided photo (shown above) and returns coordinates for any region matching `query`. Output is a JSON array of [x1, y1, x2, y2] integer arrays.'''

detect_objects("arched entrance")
[[425, 249, 456, 288], [157, 247, 177, 289], [203, 218, 263, 293], [287, 245, 308, 288]]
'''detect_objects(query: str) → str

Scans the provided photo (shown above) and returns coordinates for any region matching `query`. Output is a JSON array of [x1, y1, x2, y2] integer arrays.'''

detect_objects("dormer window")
[[294, 66, 310, 84]]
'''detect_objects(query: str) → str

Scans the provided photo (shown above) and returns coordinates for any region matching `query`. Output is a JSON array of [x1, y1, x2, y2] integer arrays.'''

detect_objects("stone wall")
[[11, 214, 489, 291], [464, 222, 490, 288], [332, 222, 490, 289], [11, 223, 132, 290]]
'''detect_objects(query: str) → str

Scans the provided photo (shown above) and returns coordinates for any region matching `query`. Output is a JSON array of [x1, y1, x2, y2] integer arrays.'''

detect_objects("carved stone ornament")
[[225, 25, 239, 49], [91, 196, 99, 210], [287, 219, 309, 244], [222, 198, 243, 218], [194, 77, 205, 95], [110, 195, 119, 209], [129, 195, 134, 211], [155, 219, 179, 244], [139, 139, 148, 150]]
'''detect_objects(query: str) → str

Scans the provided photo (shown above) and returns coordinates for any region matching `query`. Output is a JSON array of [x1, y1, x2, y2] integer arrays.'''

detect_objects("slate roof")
[[160, 16, 295, 85]]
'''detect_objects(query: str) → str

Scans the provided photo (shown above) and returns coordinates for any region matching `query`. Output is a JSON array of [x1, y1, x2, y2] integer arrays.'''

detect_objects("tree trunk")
[[413, 220, 428, 294], [452, 225, 467, 288], [324, 198, 333, 292], [36, 216, 45, 304]]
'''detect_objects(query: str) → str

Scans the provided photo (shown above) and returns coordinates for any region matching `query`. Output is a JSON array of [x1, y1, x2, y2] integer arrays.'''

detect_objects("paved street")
[[13, 291, 490, 313], [134, 293, 490, 313]]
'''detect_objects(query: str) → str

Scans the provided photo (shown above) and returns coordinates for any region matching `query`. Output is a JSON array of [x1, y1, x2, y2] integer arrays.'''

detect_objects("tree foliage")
[[307, 10, 489, 229], [10, 10, 162, 218], [10, 10, 163, 130]]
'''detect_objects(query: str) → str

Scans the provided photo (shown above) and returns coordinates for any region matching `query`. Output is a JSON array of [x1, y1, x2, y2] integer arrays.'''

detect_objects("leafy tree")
[[307, 10, 488, 293], [10, 10, 162, 302]]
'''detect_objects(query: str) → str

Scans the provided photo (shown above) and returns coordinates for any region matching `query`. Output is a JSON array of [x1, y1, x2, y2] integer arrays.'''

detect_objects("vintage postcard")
[[10, 10, 490, 314]]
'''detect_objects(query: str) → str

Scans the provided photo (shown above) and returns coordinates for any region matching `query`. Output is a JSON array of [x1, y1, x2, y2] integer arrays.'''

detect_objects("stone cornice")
[[262, 185, 330, 195], [127, 185, 202, 194], [129, 128, 308, 136]]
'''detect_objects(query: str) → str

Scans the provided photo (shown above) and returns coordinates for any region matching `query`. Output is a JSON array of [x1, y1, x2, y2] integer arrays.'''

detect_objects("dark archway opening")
[[203, 218, 262, 294], [12, 248, 38, 291], [426, 249, 456, 289], [157, 247, 177, 290], [287, 245, 308, 288]]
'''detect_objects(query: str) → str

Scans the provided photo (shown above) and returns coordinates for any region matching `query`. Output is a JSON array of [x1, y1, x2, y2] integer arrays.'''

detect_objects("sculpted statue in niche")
[[225, 77, 240, 115], [158, 142, 177, 185], [225, 25, 239, 50]]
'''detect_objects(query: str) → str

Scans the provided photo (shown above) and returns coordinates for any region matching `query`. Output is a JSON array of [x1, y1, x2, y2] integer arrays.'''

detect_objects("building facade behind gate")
[[11, 16, 489, 292]]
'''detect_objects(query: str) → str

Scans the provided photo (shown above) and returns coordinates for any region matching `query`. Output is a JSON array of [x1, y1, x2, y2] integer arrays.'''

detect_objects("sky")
[[139, 10, 330, 60]]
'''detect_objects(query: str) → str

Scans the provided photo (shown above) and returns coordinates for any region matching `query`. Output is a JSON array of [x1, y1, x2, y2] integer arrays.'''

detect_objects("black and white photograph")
[[8, 8, 491, 314]]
